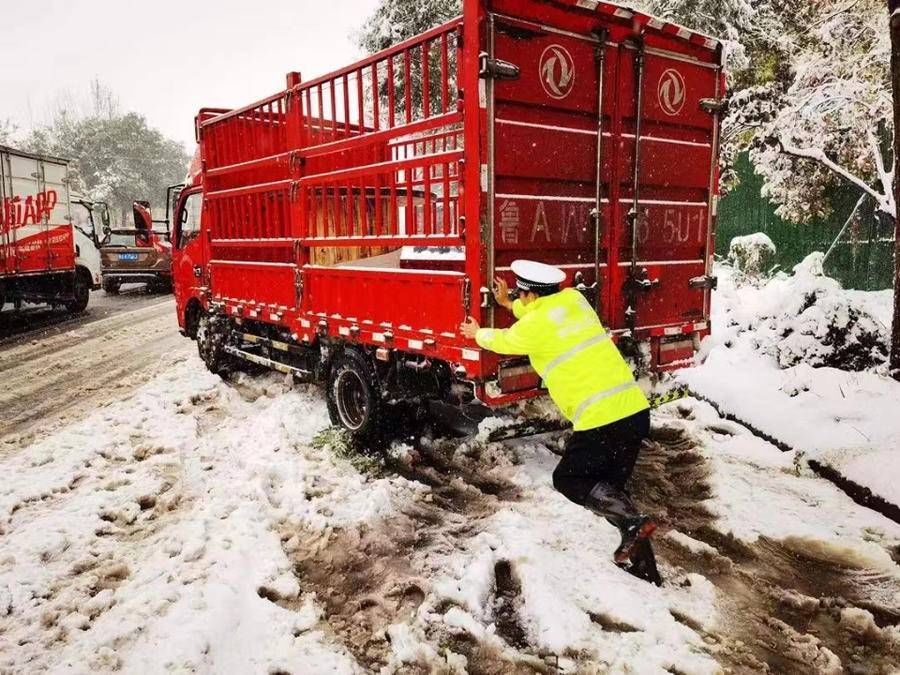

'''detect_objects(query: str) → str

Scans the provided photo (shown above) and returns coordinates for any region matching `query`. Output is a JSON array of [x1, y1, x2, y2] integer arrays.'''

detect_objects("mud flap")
[[427, 400, 493, 437]]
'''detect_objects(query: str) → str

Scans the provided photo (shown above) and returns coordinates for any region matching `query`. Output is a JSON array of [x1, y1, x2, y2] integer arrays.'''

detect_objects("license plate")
[[118, 253, 139, 261]]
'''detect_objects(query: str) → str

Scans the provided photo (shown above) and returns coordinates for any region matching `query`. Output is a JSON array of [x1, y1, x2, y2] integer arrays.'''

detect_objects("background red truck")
[[172, 0, 724, 439], [1, 146, 98, 314]]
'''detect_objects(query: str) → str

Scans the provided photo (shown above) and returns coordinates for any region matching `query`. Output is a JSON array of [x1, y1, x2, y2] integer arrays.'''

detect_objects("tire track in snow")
[[0, 298, 187, 444], [261, 427, 557, 673], [632, 418, 900, 673]]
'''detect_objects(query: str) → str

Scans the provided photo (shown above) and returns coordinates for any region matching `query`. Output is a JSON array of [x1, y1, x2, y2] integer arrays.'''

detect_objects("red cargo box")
[[172, 0, 723, 420]]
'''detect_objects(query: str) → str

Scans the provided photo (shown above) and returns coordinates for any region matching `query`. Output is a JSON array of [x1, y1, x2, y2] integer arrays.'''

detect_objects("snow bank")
[[715, 253, 889, 371], [727, 232, 776, 279], [681, 259, 900, 506]]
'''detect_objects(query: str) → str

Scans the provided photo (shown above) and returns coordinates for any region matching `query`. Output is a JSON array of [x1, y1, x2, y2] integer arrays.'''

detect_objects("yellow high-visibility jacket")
[[475, 288, 649, 431]]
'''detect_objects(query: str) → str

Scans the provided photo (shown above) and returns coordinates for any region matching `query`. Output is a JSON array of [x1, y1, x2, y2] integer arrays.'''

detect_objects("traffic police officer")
[[460, 260, 659, 584]]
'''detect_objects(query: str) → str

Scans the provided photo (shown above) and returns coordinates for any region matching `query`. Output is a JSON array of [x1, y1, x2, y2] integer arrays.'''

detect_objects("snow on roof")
[[569, 0, 722, 53]]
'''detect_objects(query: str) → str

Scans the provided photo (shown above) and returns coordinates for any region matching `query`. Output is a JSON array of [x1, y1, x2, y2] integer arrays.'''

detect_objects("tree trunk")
[[890, 0, 900, 380]]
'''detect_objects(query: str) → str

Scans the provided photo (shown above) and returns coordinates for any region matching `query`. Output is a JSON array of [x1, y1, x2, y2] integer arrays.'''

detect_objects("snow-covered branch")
[[868, 128, 896, 216], [778, 139, 895, 217]]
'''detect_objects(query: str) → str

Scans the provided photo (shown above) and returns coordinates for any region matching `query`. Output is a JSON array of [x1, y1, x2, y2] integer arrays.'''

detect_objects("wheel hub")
[[335, 370, 368, 430]]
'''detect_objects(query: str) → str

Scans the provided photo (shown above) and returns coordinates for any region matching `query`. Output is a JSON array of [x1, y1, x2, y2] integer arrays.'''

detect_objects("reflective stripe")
[[572, 382, 641, 426], [542, 331, 610, 381], [479, 329, 497, 346]]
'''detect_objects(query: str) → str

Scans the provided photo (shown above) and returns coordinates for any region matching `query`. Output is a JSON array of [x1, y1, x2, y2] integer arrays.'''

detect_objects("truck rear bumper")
[[102, 271, 170, 282]]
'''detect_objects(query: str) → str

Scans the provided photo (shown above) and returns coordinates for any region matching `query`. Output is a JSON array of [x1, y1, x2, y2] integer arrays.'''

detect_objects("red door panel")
[[611, 47, 717, 332], [491, 21, 610, 324]]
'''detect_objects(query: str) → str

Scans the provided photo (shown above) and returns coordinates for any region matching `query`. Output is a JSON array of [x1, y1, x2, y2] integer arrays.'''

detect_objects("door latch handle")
[[626, 268, 660, 292], [689, 275, 718, 290], [193, 265, 202, 278], [479, 55, 520, 80]]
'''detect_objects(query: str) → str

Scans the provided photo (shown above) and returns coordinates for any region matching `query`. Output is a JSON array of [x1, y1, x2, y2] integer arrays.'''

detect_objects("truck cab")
[[172, 147, 209, 338], [70, 196, 106, 291]]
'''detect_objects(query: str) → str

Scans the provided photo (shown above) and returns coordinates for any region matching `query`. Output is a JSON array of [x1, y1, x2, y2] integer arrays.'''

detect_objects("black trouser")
[[552, 408, 651, 510], [553, 408, 659, 583]]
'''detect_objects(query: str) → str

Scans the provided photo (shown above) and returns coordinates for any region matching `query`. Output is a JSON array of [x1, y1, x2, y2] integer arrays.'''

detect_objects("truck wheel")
[[197, 314, 232, 376], [326, 349, 383, 443], [103, 279, 120, 295], [66, 272, 90, 313]]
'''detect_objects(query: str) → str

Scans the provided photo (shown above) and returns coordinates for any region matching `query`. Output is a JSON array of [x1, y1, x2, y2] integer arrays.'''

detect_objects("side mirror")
[[101, 206, 111, 230]]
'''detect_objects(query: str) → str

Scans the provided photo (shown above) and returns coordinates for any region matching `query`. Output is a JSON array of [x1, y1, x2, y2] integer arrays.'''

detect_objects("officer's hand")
[[492, 277, 513, 309], [459, 316, 480, 339]]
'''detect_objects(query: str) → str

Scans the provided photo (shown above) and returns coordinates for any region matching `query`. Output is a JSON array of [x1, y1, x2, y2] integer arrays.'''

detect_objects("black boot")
[[584, 482, 657, 567], [613, 516, 657, 565], [621, 538, 663, 586]]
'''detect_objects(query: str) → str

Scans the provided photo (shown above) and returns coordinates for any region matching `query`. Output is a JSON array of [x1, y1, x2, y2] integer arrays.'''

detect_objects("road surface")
[[0, 287, 191, 443]]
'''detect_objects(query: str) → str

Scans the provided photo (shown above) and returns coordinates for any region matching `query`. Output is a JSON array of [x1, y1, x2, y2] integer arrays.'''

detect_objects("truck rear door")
[[487, 9, 720, 337], [489, 17, 610, 323], [41, 157, 75, 273], [0, 149, 9, 275], [612, 45, 719, 333]]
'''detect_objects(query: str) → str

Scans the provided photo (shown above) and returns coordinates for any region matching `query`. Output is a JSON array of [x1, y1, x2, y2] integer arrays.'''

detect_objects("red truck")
[[1, 146, 96, 314], [172, 0, 724, 439]]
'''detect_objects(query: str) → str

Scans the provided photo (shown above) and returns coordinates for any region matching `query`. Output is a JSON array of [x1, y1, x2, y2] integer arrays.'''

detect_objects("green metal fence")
[[717, 154, 895, 290]]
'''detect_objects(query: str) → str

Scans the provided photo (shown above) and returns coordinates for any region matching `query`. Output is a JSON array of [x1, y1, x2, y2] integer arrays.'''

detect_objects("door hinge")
[[479, 54, 520, 80], [700, 97, 728, 115], [689, 275, 718, 290]]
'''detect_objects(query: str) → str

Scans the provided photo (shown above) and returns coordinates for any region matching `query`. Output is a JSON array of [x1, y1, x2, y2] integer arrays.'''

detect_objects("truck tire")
[[66, 271, 90, 313], [103, 279, 120, 295], [326, 349, 383, 443], [197, 314, 232, 376]]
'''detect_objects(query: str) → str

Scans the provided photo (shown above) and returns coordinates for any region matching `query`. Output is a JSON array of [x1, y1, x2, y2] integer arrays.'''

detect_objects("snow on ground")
[[680, 256, 900, 506], [2, 346, 900, 672], [0, 358, 393, 673]]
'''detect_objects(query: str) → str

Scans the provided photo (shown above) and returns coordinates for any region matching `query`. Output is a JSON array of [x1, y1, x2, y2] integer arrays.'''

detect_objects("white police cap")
[[511, 259, 566, 292]]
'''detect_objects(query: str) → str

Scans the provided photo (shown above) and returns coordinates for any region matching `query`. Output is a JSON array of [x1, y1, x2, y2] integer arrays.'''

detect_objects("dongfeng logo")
[[540, 45, 575, 100], [658, 69, 686, 115]]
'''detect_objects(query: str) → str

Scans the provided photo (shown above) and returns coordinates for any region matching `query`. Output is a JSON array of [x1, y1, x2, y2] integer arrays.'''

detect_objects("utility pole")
[[891, 0, 900, 380]]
